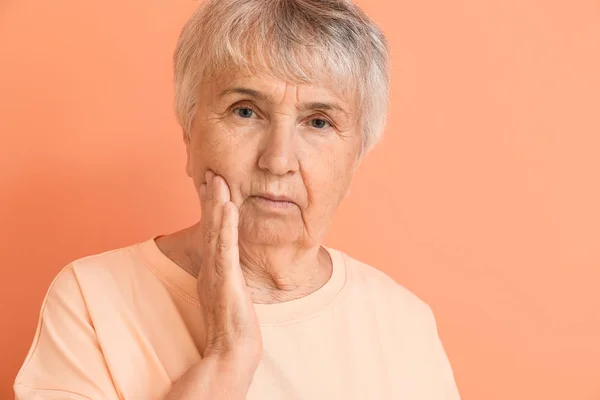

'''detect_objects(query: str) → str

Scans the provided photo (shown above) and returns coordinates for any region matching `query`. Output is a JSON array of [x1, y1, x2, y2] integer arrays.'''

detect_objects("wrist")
[[203, 352, 258, 386]]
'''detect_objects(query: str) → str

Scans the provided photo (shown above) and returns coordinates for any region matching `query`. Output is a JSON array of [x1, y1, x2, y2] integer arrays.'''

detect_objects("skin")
[[159, 71, 362, 304], [160, 70, 363, 398]]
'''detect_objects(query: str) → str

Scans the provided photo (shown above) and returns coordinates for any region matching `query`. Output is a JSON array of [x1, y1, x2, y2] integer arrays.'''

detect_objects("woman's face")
[[185, 71, 361, 247]]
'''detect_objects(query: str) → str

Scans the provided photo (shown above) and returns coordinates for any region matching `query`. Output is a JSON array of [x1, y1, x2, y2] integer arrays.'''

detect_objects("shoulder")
[[60, 241, 150, 285], [69, 242, 143, 278], [333, 248, 436, 324], [41, 241, 150, 311], [330, 249, 461, 398]]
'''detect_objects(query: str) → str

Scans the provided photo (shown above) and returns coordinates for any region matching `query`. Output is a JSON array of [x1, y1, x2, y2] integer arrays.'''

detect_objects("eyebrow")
[[218, 87, 350, 115], [218, 87, 268, 102]]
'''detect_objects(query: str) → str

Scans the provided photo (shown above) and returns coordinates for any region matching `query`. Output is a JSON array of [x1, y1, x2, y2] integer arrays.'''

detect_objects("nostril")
[[258, 154, 292, 175]]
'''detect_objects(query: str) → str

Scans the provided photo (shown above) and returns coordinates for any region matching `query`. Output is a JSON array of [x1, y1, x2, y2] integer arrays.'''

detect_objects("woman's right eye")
[[234, 107, 254, 118]]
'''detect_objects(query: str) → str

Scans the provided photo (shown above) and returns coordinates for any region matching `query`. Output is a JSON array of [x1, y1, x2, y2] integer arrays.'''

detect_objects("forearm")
[[164, 355, 256, 400]]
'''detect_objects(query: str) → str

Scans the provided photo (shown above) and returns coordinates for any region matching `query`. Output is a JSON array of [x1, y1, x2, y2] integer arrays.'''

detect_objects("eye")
[[310, 117, 332, 129], [233, 106, 255, 118]]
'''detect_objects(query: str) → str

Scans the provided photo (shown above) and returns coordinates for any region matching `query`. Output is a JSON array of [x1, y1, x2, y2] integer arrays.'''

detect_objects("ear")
[[183, 131, 193, 178]]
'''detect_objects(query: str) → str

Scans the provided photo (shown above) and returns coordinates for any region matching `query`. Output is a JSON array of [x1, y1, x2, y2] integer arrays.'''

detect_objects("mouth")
[[254, 193, 293, 202], [249, 193, 297, 210]]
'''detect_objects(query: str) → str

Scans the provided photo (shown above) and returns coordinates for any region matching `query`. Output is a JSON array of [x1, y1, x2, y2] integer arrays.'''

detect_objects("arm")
[[164, 353, 254, 400], [165, 172, 262, 399]]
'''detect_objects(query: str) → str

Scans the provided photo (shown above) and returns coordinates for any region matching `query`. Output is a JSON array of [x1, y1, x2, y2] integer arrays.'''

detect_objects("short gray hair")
[[173, 0, 390, 154]]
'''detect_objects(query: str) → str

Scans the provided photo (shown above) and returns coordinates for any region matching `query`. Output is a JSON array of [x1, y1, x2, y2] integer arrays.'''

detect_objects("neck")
[[238, 241, 332, 304], [161, 224, 333, 305]]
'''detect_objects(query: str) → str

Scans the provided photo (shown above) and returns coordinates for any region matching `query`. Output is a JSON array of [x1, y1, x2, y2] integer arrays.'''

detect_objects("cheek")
[[303, 150, 354, 212], [188, 125, 256, 197]]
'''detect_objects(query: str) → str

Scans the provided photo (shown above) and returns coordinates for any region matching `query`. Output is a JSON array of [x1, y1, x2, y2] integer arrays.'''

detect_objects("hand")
[[197, 170, 263, 370]]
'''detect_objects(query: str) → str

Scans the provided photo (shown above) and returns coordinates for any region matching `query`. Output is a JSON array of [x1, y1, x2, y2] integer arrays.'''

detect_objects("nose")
[[257, 121, 299, 176]]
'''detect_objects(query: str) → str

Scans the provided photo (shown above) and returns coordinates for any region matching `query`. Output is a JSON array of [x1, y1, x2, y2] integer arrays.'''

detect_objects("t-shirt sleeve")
[[424, 305, 462, 400], [14, 265, 119, 399]]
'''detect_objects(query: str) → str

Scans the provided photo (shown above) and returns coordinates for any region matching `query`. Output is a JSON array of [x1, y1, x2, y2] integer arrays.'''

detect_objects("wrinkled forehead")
[[208, 68, 356, 105], [199, 43, 363, 108]]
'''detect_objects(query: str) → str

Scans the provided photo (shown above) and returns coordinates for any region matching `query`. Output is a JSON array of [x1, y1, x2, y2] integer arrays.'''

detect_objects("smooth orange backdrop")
[[1, 0, 599, 398]]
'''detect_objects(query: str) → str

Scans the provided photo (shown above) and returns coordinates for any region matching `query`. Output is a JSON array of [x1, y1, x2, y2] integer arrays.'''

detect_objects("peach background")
[[1, 0, 599, 398]]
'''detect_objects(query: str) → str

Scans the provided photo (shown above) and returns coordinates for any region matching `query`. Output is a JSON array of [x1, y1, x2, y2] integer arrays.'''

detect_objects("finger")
[[215, 201, 239, 277], [200, 170, 214, 228], [208, 175, 229, 246], [199, 183, 208, 238], [204, 172, 220, 246], [200, 183, 207, 201], [205, 170, 215, 204], [212, 175, 231, 205]]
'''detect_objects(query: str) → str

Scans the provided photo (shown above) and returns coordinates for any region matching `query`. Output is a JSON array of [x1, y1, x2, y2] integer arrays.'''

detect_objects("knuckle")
[[204, 227, 219, 243], [217, 238, 231, 253]]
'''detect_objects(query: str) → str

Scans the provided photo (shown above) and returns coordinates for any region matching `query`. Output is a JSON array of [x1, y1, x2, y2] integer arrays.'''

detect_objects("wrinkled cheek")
[[301, 192, 339, 240], [189, 150, 248, 207], [313, 173, 351, 220], [188, 147, 209, 186], [229, 184, 245, 207]]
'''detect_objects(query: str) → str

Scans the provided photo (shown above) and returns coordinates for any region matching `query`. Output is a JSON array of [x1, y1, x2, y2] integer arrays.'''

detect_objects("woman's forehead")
[[208, 69, 358, 109]]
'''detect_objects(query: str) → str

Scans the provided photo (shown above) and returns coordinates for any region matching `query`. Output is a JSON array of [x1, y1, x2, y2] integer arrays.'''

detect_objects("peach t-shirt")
[[15, 238, 460, 399]]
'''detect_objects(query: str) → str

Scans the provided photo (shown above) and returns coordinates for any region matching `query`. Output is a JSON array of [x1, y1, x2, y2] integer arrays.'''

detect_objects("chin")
[[238, 216, 303, 246]]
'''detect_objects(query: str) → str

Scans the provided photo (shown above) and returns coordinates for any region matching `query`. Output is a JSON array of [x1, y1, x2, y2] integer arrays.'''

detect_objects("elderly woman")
[[15, 0, 460, 399]]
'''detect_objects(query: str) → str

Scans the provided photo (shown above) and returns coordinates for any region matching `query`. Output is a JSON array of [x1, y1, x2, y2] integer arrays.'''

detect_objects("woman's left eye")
[[310, 118, 332, 129]]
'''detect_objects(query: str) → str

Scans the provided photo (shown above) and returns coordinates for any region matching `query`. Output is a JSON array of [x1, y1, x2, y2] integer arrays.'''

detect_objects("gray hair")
[[173, 0, 389, 154]]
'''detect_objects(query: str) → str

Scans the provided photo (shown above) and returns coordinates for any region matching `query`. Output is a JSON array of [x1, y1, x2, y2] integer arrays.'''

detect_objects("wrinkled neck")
[[238, 241, 333, 304]]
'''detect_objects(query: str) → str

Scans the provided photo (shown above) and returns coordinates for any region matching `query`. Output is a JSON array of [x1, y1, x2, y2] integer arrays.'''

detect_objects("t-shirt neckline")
[[136, 236, 347, 326]]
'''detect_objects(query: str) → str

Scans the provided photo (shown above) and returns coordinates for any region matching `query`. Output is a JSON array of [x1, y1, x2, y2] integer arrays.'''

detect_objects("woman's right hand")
[[197, 170, 263, 371]]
